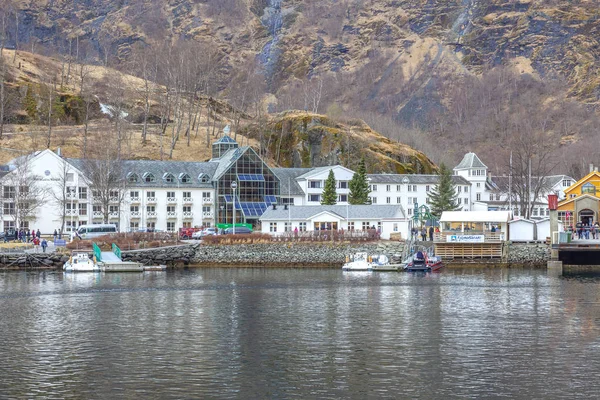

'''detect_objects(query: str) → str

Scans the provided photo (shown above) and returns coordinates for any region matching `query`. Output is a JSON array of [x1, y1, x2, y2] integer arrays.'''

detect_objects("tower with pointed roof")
[[212, 135, 239, 159], [453, 152, 489, 208]]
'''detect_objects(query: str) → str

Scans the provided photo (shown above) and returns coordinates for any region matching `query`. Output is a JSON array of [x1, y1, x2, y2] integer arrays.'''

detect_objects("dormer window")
[[163, 173, 175, 183], [179, 173, 191, 184], [127, 173, 139, 183], [198, 173, 209, 183], [582, 183, 596, 195], [143, 173, 156, 183]]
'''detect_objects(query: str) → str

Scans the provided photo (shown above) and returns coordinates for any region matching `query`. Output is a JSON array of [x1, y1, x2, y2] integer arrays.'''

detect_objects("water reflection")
[[0, 268, 599, 398]]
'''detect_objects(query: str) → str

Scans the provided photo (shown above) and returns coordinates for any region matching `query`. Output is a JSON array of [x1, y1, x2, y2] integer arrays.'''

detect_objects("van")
[[71, 224, 118, 240], [222, 226, 252, 235]]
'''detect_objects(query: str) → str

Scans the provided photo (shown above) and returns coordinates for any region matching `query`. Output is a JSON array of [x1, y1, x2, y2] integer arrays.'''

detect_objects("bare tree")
[[50, 159, 73, 234], [1, 154, 48, 230], [80, 157, 127, 225]]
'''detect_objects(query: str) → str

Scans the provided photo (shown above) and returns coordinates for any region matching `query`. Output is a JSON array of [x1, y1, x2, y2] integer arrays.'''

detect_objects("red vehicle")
[[179, 227, 202, 239]]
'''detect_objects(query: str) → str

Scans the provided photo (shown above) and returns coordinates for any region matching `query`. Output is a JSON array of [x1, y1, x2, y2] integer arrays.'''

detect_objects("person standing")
[[36, 229, 41, 239], [421, 227, 426, 241], [31, 229, 35, 242], [26, 229, 31, 243], [53, 229, 58, 242], [41, 239, 48, 253]]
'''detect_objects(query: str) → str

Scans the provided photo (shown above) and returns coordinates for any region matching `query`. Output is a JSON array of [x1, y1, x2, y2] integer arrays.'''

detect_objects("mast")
[[509, 151, 512, 214]]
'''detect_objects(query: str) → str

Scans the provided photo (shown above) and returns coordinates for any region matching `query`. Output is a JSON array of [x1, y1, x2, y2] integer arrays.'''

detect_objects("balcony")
[[166, 211, 177, 219], [202, 197, 213, 205], [66, 192, 78, 201], [66, 209, 78, 216], [109, 211, 119, 219], [130, 197, 141, 204], [146, 197, 157, 203], [92, 211, 103, 219], [109, 197, 119, 203], [183, 197, 193, 204], [147, 211, 157, 219], [167, 197, 177, 204], [130, 211, 141, 219], [182, 211, 193, 219], [202, 211, 214, 219], [78, 212, 88, 219]]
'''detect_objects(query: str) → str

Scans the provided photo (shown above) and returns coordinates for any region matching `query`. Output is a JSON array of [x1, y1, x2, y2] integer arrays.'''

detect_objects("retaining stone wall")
[[506, 243, 550, 265], [0, 253, 69, 269]]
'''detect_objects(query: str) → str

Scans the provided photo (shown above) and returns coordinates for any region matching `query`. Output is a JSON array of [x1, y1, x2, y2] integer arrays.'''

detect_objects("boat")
[[368, 254, 403, 271], [342, 252, 371, 271], [405, 250, 444, 272], [63, 251, 100, 272]]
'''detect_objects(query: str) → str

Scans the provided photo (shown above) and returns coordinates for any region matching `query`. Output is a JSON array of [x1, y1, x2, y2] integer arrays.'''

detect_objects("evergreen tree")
[[24, 84, 38, 121], [321, 169, 338, 205], [349, 158, 370, 205], [427, 163, 460, 218]]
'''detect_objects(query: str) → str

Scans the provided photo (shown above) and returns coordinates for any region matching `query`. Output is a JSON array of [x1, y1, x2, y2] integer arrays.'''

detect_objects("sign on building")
[[446, 235, 485, 243]]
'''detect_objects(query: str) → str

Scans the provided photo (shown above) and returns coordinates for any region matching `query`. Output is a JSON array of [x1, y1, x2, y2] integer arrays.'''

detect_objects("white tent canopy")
[[440, 211, 512, 223]]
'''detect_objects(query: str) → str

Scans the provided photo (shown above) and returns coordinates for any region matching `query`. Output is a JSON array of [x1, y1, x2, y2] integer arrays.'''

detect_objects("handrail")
[[112, 243, 122, 260], [93, 243, 102, 262]]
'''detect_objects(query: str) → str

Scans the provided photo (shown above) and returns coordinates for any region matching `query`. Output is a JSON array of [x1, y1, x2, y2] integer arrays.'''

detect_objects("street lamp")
[[231, 181, 237, 235]]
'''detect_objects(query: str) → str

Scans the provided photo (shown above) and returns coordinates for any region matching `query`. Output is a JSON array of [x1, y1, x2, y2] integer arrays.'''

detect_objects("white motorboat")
[[369, 254, 402, 271], [342, 252, 372, 271], [63, 251, 100, 272]]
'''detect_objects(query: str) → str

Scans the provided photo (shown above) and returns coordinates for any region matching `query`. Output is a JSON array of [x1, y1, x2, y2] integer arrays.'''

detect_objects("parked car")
[[0, 229, 17, 241], [222, 227, 253, 235], [191, 227, 218, 239], [179, 227, 202, 239]]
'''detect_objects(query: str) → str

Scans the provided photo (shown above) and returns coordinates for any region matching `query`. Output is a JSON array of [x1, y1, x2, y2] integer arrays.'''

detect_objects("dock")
[[94, 243, 143, 272]]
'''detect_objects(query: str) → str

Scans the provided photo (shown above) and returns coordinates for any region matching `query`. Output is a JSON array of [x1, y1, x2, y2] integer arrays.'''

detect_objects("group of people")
[[6, 228, 49, 252], [411, 226, 439, 241], [569, 221, 600, 240]]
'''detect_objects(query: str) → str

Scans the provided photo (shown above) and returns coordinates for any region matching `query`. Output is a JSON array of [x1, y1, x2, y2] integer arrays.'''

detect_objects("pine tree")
[[427, 163, 460, 218], [349, 158, 370, 205], [321, 169, 337, 205], [24, 84, 38, 122]]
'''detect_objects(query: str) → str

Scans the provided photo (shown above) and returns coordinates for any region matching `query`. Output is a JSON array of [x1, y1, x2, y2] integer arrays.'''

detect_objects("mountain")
[[2, 1, 600, 173]]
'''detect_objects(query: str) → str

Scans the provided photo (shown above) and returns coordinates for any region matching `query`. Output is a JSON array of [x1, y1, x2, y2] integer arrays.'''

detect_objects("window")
[[167, 206, 176, 213], [199, 174, 209, 183], [202, 206, 211, 213], [127, 173, 139, 183], [78, 203, 87, 216], [3, 186, 15, 199], [309, 194, 321, 202], [489, 194, 493, 201], [393, 223, 398, 232], [180, 173, 192, 184], [426, 197, 430, 204], [386, 197, 391, 204], [371, 197, 377, 204], [476, 193, 481, 201], [66, 173, 74, 182], [183, 191, 191, 199], [476, 183, 481, 188], [167, 222, 175, 231], [130, 191, 139, 198], [284, 222, 291, 232], [426, 185, 430, 192], [413, 198, 417, 204], [183, 206, 191, 213], [130, 222, 139, 230], [496, 194, 501, 201], [130, 205, 139, 212], [386, 185, 391, 192], [167, 191, 175, 198], [339, 194, 348, 202], [339, 181, 348, 189], [408, 209, 413, 216], [202, 192, 211, 199], [309, 181, 321, 189], [270, 222, 277, 232], [533, 208, 538, 216], [163, 173, 175, 183], [372, 185, 378, 192], [78, 187, 87, 200], [396, 185, 401, 192], [3, 203, 15, 215], [147, 191, 155, 198], [183, 222, 191, 228], [408, 197, 412, 204], [93, 205, 102, 213], [397, 197, 401, 204], [407, 185, 412, 192], [347, 222, 354, 230], [299, 222, 307, 231], [464, 198, 469, 205], [457, 186, 461, 193], [546, 208, 550, 216], [147, 205, 155, 212], [147, 222, 156, 230], [4, 221, 14, 231], [464, 186, 468, 193], [570, 194, 576, 199], [458, 198, 462, 205], [362, 222, 370, 230], [562, 179, 571, 187], [281, 198, 294, 205], [582, 183, 596, 195], [144, 173, 156, 183], [412, 185, 417, 192]]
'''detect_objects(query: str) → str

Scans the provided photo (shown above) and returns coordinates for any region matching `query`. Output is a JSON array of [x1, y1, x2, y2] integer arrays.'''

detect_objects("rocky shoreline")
[[0, 241, 551, 269]]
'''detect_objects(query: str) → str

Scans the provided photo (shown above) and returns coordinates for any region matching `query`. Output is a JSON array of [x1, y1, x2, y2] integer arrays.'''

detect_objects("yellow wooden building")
[[557, 171, 600, 228]]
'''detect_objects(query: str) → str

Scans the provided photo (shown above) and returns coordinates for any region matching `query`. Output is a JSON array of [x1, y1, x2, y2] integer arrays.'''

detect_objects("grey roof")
[[260, 204, 405, 221], [454, 153, 487, 170], [214, 135, 237, 144], [210, 146, 248, 181], [272, 168, 312, 196], [66, 158, 218, 188], [367, 174, 470, 186], [490, 175, 573, 192]]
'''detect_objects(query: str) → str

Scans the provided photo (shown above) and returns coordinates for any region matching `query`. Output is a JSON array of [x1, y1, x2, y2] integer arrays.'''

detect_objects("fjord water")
[[1, 268, 599, 399]]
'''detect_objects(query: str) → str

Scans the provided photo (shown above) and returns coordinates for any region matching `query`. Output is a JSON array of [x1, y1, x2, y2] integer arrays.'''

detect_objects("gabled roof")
[[210, 146, 248, 181], [296, 165, 354, 180], [272, 168, 312, 196], [367, 174, 470, 186], [66, 158, 218, 188], [454, 152, 487, 170], [260, 204, 405, 221], [490, 175, 574, 193], [564, 171, 600, 194]]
